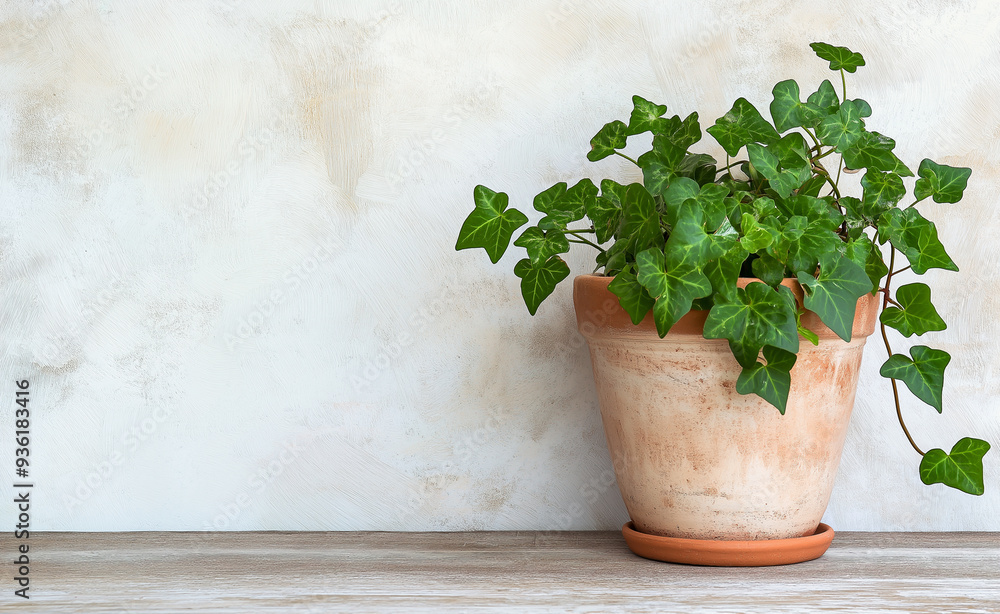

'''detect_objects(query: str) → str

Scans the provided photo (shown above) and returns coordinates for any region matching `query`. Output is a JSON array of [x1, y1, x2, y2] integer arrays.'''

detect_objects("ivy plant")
[[456, 42, 990, 495]]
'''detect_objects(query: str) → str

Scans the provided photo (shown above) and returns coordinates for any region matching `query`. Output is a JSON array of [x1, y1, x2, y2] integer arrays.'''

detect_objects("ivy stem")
[[719, 157, 745, 178], [880, 246, 925, 457], [811, 148, 838, 162], [893, 265, 911, 275], [812, 161, 843, 203], [803, 127, 823, 151], [566, 233, 605, 252], [827, 70, 847, 196], [614, 151, 640, 167], [563, 226, 597, 235], [878, 288, 902, 308]]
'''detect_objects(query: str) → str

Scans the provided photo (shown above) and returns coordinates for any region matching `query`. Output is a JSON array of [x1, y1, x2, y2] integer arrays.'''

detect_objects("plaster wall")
[[1, 0, 998, 530]]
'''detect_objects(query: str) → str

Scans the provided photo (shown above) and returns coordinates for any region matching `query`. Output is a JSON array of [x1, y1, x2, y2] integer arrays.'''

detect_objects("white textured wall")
[[1, 0, 998, 531]]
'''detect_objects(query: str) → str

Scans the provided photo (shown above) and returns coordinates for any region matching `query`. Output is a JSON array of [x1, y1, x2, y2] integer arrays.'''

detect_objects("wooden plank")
[[2, 532, 998, 612]]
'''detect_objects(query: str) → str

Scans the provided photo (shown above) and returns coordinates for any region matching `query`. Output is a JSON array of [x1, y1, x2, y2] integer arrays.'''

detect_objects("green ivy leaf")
[[513, 226, 570, 265], [842, 192, 886, 230], [560, 178, 599, 216], [914, 159, 972, 204], [810, 42, 866, 73], [842, 235, 887, 294], [840, 196, 868, 239], [587, 120, 629, 162], [842, 131, 898, 172], [740, 214, 774, 252], [533, 182, 567, 228], [707, 98, 780, 157], [712, 228, 740, 257], [864, 239, 890, 293], [878, 207, 959, 274], [692, 183, 731, 231], [879, 345, 951, 412], [665, 201, 726, 267], [796, 255, 871, 341], [703, 245, 748, 303], [635, 247, 713, 337], [627, 95, 668, 135], [725, 193, 751, 229], [621, 183, 664, 254], [817, 100, 864, 152], [773, 132, 812, 167], [599, 239, 628, 276], [890, 155, 915, 178], [715, 214, 739, 240], [599, 178, 629, 204], [704, 282, 799, 368], [769, 215, 843, 276], [456, 185, 529, 263], [752, 196, 781, 222], [637, 134, 687, 196], [861, 170, 906, 213], [513, 255, 571, 315], [849, 98, 873, 118], [796, 175, 828, 198], [663, 177, 701, 227], [736, 345, 797, 414], [663, 112, 703, 150], [752, 252, 786, 288], [920, 438, 990, 495], [676, 153, 718, 187], [786, 194, 843, 231], [802, 79, 840, 126], [841, 234, 868, 267], [589, 180, 626, 243], [797, 308, 820, 346], [608, 266, 655, 325], [770, 79, 808, 132], [880, 283, 947, 337], [534, 179, 597, 228], [747, 139, 811, 199]]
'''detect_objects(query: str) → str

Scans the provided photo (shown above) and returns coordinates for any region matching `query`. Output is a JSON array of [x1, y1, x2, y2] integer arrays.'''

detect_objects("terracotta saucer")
[[621, 522, 835, 566]]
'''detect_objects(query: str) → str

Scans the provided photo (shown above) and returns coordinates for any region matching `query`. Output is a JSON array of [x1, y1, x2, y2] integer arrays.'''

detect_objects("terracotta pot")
[[574, 274, 879, 542]]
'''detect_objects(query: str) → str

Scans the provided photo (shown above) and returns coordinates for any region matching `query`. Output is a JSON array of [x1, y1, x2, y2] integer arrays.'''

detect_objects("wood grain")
[[2, 531, 998, 612]]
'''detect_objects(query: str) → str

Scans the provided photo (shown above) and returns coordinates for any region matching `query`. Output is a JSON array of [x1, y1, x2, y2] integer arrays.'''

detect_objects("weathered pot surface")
[[574, 274, 879, 541]]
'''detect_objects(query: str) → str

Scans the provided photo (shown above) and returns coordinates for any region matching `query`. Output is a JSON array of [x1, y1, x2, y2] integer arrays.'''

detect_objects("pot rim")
[[572, 273, 880, 340]]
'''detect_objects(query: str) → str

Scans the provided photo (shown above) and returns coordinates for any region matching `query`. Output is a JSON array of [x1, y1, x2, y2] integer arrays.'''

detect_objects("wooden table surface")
[[3, 531, 999, 613]]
